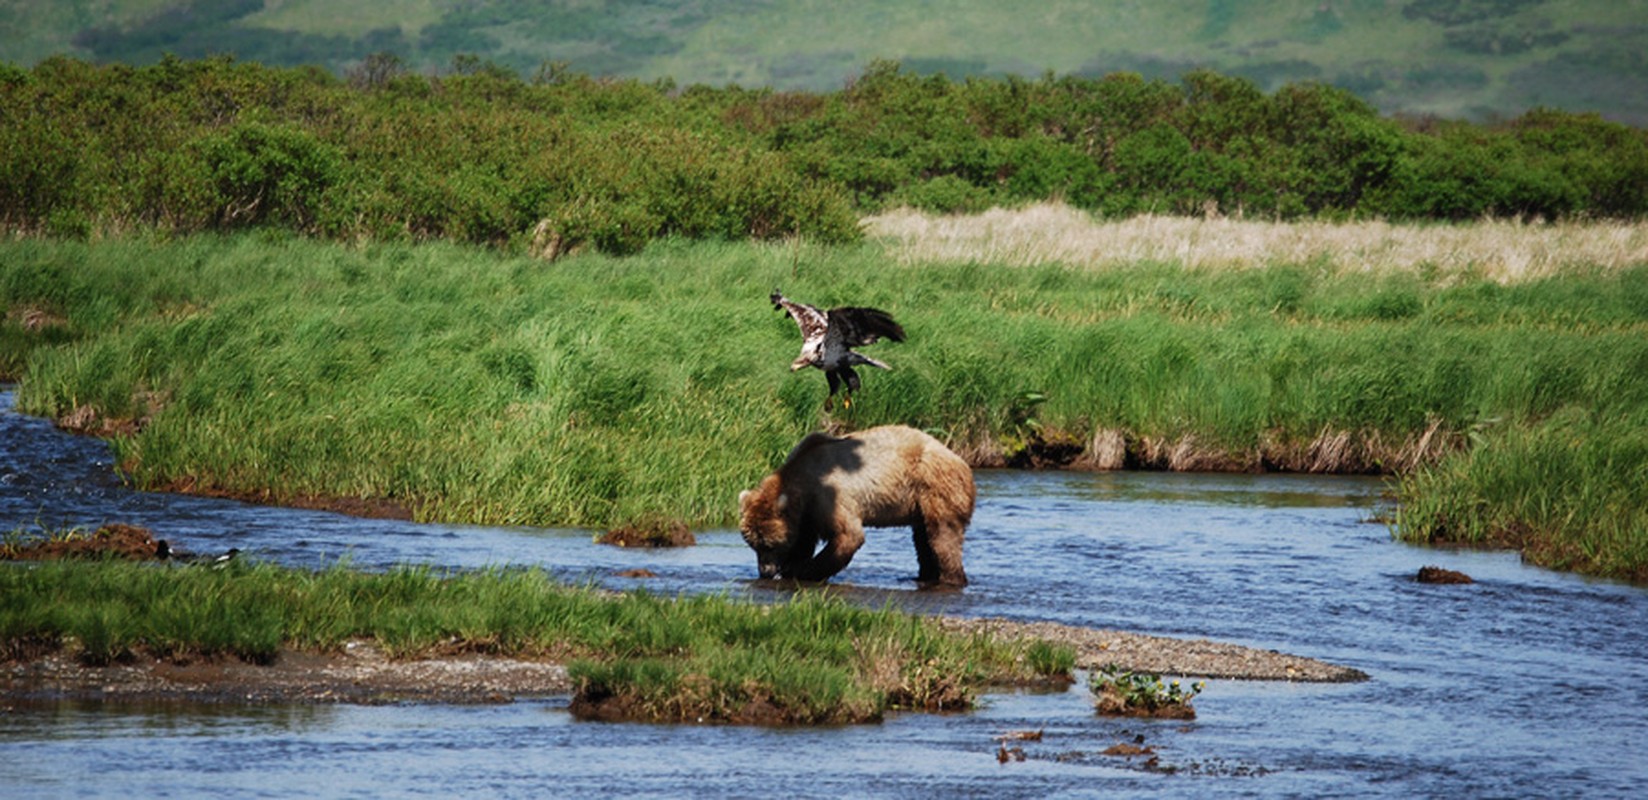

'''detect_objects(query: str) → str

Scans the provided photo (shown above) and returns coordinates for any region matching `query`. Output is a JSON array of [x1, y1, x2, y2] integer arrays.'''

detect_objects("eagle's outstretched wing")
[[825, 307, 906, 348], [772, 291, 829, 367], [772, 291, 828, 340]]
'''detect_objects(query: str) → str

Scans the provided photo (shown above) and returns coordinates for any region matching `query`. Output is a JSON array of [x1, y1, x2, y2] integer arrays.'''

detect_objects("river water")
[[4, 387, 1646, 797]]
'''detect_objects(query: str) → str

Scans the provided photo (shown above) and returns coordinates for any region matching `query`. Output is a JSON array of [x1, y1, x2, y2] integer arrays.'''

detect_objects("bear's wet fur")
[[738, 425, 975, 588]]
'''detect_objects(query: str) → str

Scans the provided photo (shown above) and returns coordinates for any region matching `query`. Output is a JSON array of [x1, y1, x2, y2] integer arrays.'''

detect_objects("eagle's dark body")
[[771, 291, 905, 408]]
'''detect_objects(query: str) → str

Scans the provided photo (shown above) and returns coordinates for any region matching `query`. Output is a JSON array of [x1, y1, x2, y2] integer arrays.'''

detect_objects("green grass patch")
[[4, 233, 1647, 580], [1395, 407, 1648, 582], [0, 558, 1071, 723]]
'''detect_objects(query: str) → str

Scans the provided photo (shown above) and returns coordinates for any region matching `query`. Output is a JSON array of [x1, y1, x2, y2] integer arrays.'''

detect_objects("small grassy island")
[[0, 554, 1073, 724]]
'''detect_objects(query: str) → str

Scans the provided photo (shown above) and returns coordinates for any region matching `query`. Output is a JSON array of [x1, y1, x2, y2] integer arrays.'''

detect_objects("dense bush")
[[0, 56, 860, 251], [2, 56, 1644, 250]]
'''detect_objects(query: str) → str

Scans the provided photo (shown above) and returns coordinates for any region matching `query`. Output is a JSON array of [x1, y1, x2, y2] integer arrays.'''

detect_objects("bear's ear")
[[774, 493, 787, 512], [738, 489, 751, 505]]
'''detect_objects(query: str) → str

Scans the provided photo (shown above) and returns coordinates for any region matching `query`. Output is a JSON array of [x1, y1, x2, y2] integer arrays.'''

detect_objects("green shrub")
[[194, 121, 344, 231], [887, 174, 994, 214]]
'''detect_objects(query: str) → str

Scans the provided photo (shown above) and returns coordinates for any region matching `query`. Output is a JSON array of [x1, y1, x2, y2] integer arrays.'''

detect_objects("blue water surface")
[[4, 388, 1645, 798]]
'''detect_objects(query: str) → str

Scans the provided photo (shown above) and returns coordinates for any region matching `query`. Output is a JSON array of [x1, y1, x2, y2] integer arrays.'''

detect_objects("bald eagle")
[[771, 290, 906, 409]]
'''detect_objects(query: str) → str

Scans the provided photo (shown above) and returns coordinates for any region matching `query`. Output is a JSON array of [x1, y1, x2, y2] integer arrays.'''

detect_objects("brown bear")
[[737, 425, 975, 587]]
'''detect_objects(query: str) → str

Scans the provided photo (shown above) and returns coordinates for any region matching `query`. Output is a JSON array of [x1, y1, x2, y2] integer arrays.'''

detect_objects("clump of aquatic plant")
[[1090, 665, 1204, 718]]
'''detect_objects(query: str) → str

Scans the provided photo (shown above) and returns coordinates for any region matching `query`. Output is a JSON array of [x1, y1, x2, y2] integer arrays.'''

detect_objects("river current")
[[3, 387, 1645, 797]]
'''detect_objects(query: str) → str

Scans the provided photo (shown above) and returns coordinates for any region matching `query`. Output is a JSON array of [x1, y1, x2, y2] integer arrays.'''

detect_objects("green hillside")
[[3, 0, 1645, 124]]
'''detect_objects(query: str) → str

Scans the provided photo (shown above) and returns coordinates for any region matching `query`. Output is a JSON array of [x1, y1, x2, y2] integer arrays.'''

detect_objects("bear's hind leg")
[[924, 521, 968, 588]]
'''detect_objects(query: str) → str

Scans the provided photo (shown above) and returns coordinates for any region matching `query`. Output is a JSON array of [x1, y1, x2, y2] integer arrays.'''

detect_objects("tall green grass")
[[3, 234, 1647, 577], [1397, 407, 1648, 582], [0, 559, 1070, 722]]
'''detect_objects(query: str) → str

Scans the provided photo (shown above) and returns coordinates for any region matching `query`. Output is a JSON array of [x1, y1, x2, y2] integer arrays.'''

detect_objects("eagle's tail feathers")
[[847, 352, 891, 371]]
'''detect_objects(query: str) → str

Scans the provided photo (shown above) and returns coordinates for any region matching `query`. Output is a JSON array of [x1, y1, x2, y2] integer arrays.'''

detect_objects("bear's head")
[[738, 476, 803, 579]]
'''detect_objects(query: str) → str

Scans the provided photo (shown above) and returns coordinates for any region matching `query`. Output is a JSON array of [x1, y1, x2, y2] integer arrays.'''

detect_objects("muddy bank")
[[0, 523, 169, 561], [150, 476, 418, 521], [2, 639, 571, 706], [955, 423, 1456, 475]]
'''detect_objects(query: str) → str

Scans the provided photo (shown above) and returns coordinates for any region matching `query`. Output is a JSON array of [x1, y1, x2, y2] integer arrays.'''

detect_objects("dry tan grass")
[[1076, 429, 1129, 471], [864, 203, 1648, 283], [1046, 422, 1463, 475]]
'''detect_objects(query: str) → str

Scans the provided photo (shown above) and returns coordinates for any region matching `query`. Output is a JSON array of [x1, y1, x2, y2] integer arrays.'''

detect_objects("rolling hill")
[[2, 0, 1645, 124]]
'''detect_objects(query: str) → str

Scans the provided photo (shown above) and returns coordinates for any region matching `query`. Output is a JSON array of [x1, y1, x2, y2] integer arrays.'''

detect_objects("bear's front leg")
[[911, 519, 940, 583], [788, 516, 865, 582]]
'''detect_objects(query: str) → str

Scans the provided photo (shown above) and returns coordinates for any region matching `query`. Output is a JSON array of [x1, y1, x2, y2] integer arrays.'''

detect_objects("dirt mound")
[[1, 524, 169, 561], [1417, 565, 1474, 584]]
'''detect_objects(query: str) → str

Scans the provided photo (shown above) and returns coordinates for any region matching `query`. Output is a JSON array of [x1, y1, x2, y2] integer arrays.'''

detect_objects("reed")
[[0, 558, 1069, 722]]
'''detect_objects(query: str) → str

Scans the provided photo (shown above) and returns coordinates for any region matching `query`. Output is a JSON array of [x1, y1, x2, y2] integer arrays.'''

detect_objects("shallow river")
[[4, 388, 1646, 797]]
